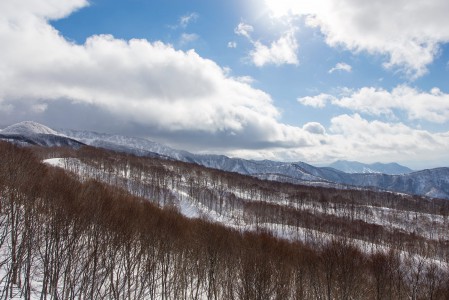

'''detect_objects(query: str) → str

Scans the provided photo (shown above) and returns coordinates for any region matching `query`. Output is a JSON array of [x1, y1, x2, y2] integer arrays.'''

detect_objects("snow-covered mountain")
[[1, 121, 59, 135], [58, 129, 191, 160], [328, 160, 413, 175], [2, 121, 449, 199], [0, 121, 84, 148], [58, 129, 339, 183], [59, 127, 449, 199]]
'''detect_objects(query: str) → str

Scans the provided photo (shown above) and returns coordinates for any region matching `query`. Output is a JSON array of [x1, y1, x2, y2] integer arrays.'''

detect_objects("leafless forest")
[[1, 141, 448, 299]]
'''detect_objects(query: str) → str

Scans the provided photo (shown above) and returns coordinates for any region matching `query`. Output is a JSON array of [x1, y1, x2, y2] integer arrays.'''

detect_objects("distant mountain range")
[[328, 160, 413, 175], [2, 121, 449, 199]]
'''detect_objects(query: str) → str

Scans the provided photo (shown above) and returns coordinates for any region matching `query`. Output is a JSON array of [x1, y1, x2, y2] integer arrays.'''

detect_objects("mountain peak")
[[1, 121, 59, 136]]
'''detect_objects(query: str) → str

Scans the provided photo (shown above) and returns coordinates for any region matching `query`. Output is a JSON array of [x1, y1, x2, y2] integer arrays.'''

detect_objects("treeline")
[[1, 142, 447, 299], [60, 146, 449, 216], [39, 146, 449, 259]]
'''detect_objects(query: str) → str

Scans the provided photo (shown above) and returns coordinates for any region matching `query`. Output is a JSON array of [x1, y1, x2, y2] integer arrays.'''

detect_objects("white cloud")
[[234, 22, 254, 39], [303, 122, 326, 135], [229, 114, 449, 168], [298, 93, 335, 108], [179, 12, 198, 28], [0, 0, 322, 151], [235, 22, 299, 67], [299, 86, 449, 123], [328, 62, 352, 74], [233, 76, 255, 84], [250, 28, 299, 67], [0, 0, 88, 20], [326, 114, 449, 166], [1, 0, 448, 169], [228, 41, 237, 48], [264, 0, 449, 78], [180, 33, 199, 45]]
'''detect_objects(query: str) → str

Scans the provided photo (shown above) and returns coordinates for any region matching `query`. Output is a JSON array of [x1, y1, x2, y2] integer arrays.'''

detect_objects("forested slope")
[[0, 142, 448, 299]]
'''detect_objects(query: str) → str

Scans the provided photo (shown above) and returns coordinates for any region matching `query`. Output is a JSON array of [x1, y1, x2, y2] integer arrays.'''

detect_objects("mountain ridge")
[[2, 121, 449, 199], [1, 121, 60, 136], [0, 121, 84, 148], [328, 160, 413, 175], [58, 126, 449, 199]]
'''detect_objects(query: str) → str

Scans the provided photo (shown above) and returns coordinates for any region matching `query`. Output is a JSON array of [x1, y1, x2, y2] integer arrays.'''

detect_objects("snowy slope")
[[2, 121, 60, 136], [59, 127, 449, 199], [329, 160, 413, 175], [59, 129, 190, 160], [2, 122, 448, 200], [43, 155, 449, 250], [346, 168, 449, 199], [0, 121, 84, 148], [57, 130, 336, 184]]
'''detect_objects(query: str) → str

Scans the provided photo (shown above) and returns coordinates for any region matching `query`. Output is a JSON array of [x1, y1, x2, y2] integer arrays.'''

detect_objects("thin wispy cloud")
[[180, 33, 199, 45], [328, 62, 352, 74], [179, 12, 198, 28], [168, 12, 199, 29]]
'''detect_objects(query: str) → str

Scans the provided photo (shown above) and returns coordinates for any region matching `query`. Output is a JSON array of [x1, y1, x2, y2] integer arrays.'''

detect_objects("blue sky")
[[1, 0, 449, 169]]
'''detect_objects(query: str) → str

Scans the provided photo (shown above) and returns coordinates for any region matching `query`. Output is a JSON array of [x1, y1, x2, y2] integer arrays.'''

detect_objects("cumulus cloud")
[[230, 114, 449, 168], [327, 114, 449, 165], [1, 0, 448, 169], [235, 22, 299, 67], [0, 0, 322, 151], [328, 62, 352, 74], [303, 122, 326, 135], [300, 86, 449, 123], [298, 93, 335, 108], [264, 0, 449, 78], [250, 28, 299, 67]]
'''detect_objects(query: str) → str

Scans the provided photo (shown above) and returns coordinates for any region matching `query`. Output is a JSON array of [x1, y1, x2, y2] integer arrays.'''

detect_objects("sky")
[[0, 0, 449, 169]]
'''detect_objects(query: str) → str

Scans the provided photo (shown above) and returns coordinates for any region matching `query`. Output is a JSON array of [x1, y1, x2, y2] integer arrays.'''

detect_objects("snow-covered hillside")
[[59, 129, 190, 160], [0, 121, 84, 148], [1, 121, 60, 136], [3, 121, 449, 200], [29, 124, 449, 199], [3, 142, 448, 300], [328, 160, 413, 175], [44, 153, 449, 247], [40, 146, 449, 291], [61, 128, 449, 199]]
